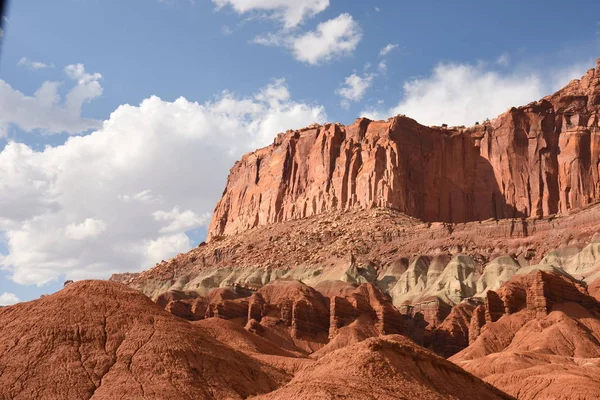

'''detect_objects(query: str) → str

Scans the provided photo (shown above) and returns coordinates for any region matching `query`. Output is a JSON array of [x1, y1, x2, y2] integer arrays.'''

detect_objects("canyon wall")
[[208, 59, 600, 239]]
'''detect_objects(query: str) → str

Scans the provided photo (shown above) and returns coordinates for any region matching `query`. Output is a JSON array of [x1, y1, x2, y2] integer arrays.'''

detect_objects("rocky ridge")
[[146, 253, 600, 399], [209, 58, 600, 238], [148, 254, 600, 399], [450, 270, 600, 399], [113, 204, 600, 327], [253, 335, 512, 400], [155, 279, 402, 354], [0, 280, 513, 400]]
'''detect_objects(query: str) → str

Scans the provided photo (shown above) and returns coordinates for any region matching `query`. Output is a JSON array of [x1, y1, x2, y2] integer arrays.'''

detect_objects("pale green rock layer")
[[135, 240, 600, 310]]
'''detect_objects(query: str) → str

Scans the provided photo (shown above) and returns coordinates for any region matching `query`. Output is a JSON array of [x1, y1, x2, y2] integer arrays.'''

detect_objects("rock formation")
[[326, 282, 404, 339], [451, 270, 600, 399], [0, 280, 514, 400], [0, 280, 286, 400], [113, 206, 600, 360], [254, 335, 513, 400], [468, 304, 486, 345], [429, 300, 478, 357], [101, 58, 600, 398], [154, 279, 405, 354], [112, 203, 600, 301], [155, 289, 208, 320], [208, 58, 600, 239]]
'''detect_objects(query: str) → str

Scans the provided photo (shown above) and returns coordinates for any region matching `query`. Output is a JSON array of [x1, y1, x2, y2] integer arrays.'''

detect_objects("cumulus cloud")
[[363, 59, 594, 126], [0, 292, 20, 306], [549, 60, 595, 91], [119, 190, 162, 204], [379, 43, 397, 57], [0, 79, 326, 286], [213, 0, 329, 28], [66, 218, 107, 240], [291, 14, 362, 65], [153, 207, 210, 233], [336, 73, 375, 108], [17, 57, 54, 70], [361, 61, 549, 126], [255, 13, 362, 65], [142, 234, 193, 268], [0, 64, 102, 134]]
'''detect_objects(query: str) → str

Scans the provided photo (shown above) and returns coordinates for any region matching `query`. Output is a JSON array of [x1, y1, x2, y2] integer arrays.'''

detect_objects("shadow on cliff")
[[421, 148, 531, 235], [459, 151, 529, 226]]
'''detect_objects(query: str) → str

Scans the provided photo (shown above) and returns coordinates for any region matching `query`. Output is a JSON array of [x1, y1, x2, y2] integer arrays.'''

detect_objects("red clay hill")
[[0, 280, 512, 400]]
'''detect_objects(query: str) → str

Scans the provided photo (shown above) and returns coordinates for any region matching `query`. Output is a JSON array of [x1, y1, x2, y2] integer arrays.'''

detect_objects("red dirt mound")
[[0, 280, 286, 400], [254, 335, 514, 400]]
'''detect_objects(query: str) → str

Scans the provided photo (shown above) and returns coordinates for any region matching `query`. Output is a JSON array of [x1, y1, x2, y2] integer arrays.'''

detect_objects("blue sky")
[[0, 0, 599, 304]]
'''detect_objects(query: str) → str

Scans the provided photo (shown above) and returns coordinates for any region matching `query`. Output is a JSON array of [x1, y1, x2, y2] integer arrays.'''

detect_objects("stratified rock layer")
[[429, 301, 478, 357], [113, 204, 600, 303], [154, 280, 404, 355], [451, 271, 600, 400], [0, 280, 513, 400], [209, 59, 600, 239]]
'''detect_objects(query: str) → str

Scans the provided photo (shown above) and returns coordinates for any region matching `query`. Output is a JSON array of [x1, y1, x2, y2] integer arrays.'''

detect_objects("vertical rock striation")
[[209, 59, 600, 239]]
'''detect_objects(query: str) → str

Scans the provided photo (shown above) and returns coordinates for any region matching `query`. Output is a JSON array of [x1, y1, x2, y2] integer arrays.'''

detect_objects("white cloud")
[[17, 57, 54, 70], [291, 14, 362, 65], [0, 292, 20, 306], [379, 43, 397, 57], [336, 73, 375, 107], [213, 0, 329, 28], [0, 78, 327, 286], [378, 61, 387, 73], [549, 60, 595, 91], [0, 64, 102, 134], [255, 13, 362, 65], [66, 218, 107, 240], [153, 207, 210, 233], [64, 64, 102, 83], [143, 233, 193, 267], [252, 32, 282, 46], [362, 62, 541, 126], [362, 59, 593, 126], [254, 78, 290, 105], [119, 190, 162, 204]]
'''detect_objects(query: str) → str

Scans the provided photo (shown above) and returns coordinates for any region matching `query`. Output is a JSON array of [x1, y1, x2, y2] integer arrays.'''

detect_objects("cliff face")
[[208, 59, 600, 239]]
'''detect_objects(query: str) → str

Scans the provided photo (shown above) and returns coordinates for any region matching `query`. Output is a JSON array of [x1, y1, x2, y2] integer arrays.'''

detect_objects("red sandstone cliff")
[[208, 58, 600, 239]]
